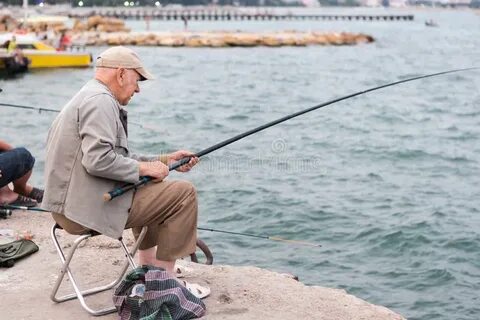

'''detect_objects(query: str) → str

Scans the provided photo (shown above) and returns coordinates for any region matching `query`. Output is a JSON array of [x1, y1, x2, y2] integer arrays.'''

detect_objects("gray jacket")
[[42, 79, 149, 238]]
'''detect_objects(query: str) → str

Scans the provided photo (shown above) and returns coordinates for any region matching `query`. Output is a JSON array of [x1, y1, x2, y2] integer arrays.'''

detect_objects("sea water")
[[1, 7, 479, 320]]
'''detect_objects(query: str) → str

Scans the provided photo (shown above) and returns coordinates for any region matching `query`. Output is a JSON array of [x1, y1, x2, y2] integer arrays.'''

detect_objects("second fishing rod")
[[103, 67, 478, 201], [0, 205, 320, 247], [0, 101, 160, 133]]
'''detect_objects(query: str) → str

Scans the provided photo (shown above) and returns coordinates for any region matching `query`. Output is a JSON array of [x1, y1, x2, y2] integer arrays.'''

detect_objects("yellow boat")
[[0, 33, 92, 69]]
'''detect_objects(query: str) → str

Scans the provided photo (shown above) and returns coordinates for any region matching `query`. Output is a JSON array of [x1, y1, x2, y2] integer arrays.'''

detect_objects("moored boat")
[[0, 51, 29, 75], [0, 33, 92, 69]]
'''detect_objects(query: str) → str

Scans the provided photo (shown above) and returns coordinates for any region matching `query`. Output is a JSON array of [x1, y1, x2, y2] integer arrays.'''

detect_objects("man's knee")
[[15, 147, 35, 171], [173, 180, 196, 199]]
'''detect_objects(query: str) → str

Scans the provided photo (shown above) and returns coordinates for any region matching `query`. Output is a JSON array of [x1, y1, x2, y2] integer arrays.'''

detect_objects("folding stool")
[[50, 223, 148, 316]]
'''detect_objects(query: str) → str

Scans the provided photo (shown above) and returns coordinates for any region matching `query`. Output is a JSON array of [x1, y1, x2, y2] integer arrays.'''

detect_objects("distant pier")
[[69, 8, 414, 22]]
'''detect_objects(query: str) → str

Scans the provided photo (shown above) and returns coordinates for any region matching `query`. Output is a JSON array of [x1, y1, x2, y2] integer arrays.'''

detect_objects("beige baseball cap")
[[96, 46, 154, 81]]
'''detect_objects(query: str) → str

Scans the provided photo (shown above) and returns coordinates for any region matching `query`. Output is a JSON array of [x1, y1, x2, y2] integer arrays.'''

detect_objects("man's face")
[[118, 68, 141, 106]]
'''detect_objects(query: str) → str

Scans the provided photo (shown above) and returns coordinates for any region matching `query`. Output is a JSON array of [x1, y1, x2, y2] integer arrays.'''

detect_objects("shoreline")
[[1, 209, 406, 319]]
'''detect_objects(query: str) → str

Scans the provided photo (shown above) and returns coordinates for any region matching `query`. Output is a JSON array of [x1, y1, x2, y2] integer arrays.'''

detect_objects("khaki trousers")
[[51, 179, 198, 261]]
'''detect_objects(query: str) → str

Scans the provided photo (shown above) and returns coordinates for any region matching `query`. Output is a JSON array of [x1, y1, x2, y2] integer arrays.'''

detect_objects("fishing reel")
[[0, 208, 13, 219]]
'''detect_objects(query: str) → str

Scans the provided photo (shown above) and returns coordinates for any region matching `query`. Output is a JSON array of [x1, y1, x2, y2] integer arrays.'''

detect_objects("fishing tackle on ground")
[[0, 208, 12, 219], [0, 204, 48, 212]]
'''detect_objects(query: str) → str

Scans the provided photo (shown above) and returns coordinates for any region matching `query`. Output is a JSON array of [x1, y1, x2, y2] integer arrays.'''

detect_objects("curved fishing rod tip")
[[103, 193, 112, 202]]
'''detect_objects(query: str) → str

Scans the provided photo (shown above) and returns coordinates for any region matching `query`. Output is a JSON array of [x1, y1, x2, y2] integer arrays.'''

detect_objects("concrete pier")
[[69, 8, 414, 22]]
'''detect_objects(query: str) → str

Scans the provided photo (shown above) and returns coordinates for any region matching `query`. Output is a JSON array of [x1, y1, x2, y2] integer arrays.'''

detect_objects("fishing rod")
[[105, 67, 479, 201], [198, 227, 321, 247], [0, 102, 59, 113], [0, 204, 311, 246], [0, 204, 49, 212], [0, 204, 47, 219], [0, 101, 161, 132]]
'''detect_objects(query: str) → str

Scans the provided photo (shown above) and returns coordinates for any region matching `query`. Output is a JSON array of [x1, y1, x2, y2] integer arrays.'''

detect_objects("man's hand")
[[139, 161, 169, 182], [167, 150, 199, 172]]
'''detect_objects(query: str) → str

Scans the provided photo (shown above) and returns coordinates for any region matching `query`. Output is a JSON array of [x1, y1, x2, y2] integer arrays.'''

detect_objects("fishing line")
[[198, 227, 321, 247], [105, 67, 479, 201]]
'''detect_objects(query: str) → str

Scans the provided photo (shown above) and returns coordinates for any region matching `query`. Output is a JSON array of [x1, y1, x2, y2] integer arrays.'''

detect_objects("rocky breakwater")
[[0, 14, 67, 33], [73, 15, 130, 33], [72, 30, 374, 48], [0, 14, 129, 34], [70, 16, 374, 47], [1, 14, 374, 48]]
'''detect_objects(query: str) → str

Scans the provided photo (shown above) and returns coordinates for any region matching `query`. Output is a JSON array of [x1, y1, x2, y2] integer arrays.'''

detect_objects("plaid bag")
[[113, 265, 206, 320]]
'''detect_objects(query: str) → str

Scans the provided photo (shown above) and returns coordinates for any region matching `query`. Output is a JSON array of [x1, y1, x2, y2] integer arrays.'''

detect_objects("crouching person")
[[0, 139, 43, 206]]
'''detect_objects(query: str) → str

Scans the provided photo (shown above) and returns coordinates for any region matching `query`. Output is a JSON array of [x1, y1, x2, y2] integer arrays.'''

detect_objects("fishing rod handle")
[[168, 156, 191, 170], [104, 176, 150, 201], [104, 156, 193, 201]]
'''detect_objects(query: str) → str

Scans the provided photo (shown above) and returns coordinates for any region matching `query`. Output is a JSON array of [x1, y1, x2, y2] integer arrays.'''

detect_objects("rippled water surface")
[[1, 8, 480, 320]]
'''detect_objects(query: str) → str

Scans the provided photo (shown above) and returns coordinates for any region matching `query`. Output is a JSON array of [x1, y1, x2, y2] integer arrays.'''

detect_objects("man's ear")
[[116, 68, 126, 86]]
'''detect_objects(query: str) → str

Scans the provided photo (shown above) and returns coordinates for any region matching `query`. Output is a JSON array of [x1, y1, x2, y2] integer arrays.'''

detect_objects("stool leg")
[[113, 226, 149, 287], [50, 226, 91, 303], [119, 225, 148, 269], [49, 225, 148, 316]]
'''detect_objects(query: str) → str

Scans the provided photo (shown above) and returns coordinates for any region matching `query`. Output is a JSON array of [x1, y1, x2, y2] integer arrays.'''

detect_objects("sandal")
[[181, 280, 210, 299], [28, 187, 44, 203], [175, 265, 193, 278], [7, 195, 37, 208]]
